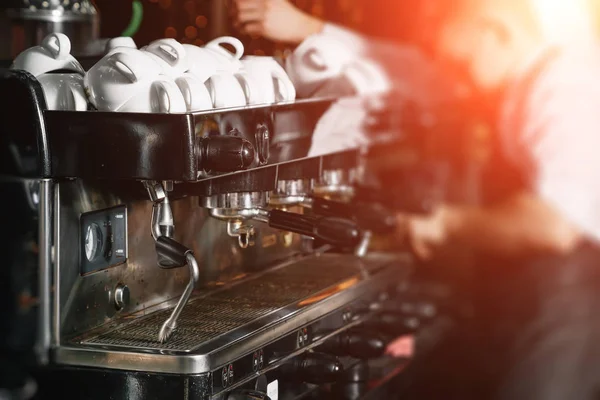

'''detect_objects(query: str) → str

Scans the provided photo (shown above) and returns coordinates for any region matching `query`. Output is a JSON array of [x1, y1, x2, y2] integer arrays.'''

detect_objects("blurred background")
[[61, 0, 600, 48], [2, 0, 597, 60]]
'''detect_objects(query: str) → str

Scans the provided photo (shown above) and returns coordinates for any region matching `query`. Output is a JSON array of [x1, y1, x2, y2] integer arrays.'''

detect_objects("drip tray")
[[80, 254, 386, 352]]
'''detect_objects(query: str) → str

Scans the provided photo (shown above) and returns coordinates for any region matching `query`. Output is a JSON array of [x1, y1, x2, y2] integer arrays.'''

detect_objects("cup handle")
[[147, 40, 186, 68], [271, 67, 296, 102], [41, 33, 71, 59], [68, 84, 88, 111], [151, 78, 186, 113], [235, 72, 252, 105], [206, 36, 245, 60], [306, 48, 327, 70], [153, 81, 171, 113], [60, 85, 82, 111], [175, 76, 192, 111], [107, 52, 151, 83], [204, 77, 217, 107]]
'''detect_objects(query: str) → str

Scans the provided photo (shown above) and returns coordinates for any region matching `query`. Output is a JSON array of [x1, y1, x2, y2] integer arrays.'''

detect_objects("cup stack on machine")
[[10, 33, 297, 113]]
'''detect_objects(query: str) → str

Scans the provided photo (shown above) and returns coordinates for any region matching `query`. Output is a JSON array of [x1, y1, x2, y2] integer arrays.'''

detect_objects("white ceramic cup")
[[85, 50, 186, 113], [242, 56, 296, 104], [285, 33, 356, 98], [143, 38, 190, 78], [141, 40, 214, 111], [37, 73, 88, 111], [118, 77, 187, 113], [105, 37, 137, 54], [175, 73, 213, 112], [205, 71, 253, 109], [11, 33, 85, 77], [204, 36, 245, 73], [181, 44, 219, 83]]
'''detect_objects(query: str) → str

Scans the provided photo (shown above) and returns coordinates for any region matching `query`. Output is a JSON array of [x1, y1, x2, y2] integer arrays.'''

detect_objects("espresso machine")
[[0, 61, 484, 399]]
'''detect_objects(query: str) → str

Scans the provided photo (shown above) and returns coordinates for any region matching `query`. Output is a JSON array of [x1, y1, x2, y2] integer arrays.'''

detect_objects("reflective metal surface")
[[200, 192, 270, 210], [42, 97, 338, 181], [36, 179, 52, 364], [270, 179, 313, 206], [5, 0, 99, 57], [313, 169, 357, 197], [158, 252, 200, 343], [54, 180, 304, 341], [53, 253, 406, 374]]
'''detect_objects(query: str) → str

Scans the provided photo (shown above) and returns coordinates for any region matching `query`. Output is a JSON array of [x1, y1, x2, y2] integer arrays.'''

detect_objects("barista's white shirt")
[[321, 23, 368, 56], [500, 44, 600, 243], [307, 24, 447, 157], [306, 23, 371, 157]]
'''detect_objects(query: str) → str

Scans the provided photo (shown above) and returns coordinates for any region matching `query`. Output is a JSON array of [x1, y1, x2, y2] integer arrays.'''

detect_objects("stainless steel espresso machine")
[[0, 66, 481, 399]]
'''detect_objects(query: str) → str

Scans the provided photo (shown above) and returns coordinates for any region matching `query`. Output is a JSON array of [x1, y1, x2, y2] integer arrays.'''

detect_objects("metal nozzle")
[[158, 252, 200, 343]]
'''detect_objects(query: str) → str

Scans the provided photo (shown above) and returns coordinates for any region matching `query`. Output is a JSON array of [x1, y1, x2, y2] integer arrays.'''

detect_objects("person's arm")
[[421, 193, 581, 259], [233, 0, 324, 44], [232, 0, 368, 49]]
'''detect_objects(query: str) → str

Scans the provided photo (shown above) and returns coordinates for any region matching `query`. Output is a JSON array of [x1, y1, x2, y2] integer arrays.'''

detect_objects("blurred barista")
[[393, 1, 600, 399]]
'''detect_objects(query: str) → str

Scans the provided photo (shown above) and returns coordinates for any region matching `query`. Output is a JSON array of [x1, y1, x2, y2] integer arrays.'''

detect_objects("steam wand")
[[144, 181, 200, 343]]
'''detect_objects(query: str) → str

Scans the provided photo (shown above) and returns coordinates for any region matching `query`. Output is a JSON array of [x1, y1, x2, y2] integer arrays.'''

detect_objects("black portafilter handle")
[[315, 328, 387, 359], [311, 197, 397, 234], [382, 299, 438, 320], [196, 135, 255, 173], [268, 209, 362, 248], [226, 390, 271, 400], [293, 352, 344, 384], [155, 236, 192, 269], [363, 311, 421, 336]]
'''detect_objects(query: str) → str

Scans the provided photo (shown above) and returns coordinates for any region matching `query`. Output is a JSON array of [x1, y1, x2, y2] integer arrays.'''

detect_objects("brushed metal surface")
[[55, 180, 304, 342]]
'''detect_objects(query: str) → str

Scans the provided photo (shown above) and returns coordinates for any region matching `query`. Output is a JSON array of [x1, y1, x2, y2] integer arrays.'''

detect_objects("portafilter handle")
[[310, 197, 397, 235], [314, 328, 388, 359], [197, 135, 255, 173], [154, 236, 200, 343], [267, 209, 362, 248], [293, 352, 344, 384]]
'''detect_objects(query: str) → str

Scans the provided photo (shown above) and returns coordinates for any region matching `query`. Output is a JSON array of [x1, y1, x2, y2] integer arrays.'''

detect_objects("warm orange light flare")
[[298, 277, 360, 306]]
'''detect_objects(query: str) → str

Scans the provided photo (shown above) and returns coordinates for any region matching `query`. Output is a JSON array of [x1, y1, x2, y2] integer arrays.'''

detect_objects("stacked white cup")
[[285, 32, 391, 98], [11, 33, 88, 111], [11, 33, 298, 113]]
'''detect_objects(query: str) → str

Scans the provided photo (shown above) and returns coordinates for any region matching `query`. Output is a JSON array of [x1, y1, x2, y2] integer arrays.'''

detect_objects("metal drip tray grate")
[[81, 255, 365, 352]]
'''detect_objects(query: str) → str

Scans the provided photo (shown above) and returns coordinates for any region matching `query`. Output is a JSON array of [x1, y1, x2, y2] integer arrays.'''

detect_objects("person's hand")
[[396, 205, 460, 261], [232, 0, 324, 44], [385, 335, 415, 358]]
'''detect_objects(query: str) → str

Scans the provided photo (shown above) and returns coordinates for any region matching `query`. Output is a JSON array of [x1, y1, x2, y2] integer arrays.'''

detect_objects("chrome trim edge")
[[36, 179, 53, 364], [52, 183, 60, 347]]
